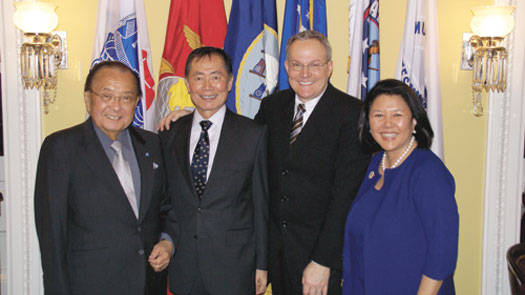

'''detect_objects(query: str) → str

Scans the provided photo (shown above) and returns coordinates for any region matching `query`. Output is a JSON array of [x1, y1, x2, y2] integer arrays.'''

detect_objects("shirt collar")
[[92, 121, 131, 149], [192, 105, 227, 128], [294, 85, 327, 111]]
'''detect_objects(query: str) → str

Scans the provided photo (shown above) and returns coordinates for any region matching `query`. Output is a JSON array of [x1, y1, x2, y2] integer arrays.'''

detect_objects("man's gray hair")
[[285, 30, 332, 61]]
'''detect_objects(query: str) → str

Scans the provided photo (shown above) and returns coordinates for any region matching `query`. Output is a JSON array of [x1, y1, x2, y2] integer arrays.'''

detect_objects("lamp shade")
[[13, 2, 58, 34], [470, 6, 515, 37]]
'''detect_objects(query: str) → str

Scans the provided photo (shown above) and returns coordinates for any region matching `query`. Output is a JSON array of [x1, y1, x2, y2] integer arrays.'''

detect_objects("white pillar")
[[1, 0, 44, 294], [482, 0, 525, 294]]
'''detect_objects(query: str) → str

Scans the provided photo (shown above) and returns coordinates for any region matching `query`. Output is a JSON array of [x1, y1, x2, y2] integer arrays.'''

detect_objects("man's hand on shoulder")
[[148, 240, 173, 272], [302, 261, 330, 295], [156, 108, 193, 131]]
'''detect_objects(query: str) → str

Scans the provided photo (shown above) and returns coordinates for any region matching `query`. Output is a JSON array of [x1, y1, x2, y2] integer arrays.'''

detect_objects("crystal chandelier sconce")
[[13, 2, 67, 114], [464, 6, 515, 117]]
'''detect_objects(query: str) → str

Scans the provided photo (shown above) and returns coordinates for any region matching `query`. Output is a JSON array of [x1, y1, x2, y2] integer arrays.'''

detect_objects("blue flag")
[[224, 0, 279, 119], [278, 0, 327, 90], [347, 0, 380, 100]]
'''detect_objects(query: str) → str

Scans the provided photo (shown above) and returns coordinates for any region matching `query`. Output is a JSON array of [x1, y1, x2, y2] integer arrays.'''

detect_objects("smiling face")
[[369, 94, 417, 161], [284, 38, 333, 102], [84, 67, 139, 140], [185, 54, 233, 119]]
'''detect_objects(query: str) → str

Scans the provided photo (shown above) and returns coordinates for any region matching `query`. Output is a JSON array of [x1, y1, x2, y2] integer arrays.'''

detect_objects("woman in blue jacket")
[[343, 79, 459, 295]]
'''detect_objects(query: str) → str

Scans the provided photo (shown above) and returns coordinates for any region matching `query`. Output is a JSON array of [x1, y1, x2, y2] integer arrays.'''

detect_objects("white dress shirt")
[[189, 105, 226, 180], [293, 86, 327, 125]]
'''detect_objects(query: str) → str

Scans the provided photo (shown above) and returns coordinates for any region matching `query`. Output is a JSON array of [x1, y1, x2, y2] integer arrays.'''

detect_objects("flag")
[[395, 0, 443, 159], [278, 0, 327, 90], [156, 0, 227, 125], [91, 0, 156, 130], [347, 0, 380, 100], [224, 0, 278, 119]]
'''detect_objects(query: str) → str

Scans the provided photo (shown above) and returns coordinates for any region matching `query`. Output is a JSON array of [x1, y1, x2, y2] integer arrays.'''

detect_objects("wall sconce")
[[462, 5, 515, 117], [13, 2, 67, 114]]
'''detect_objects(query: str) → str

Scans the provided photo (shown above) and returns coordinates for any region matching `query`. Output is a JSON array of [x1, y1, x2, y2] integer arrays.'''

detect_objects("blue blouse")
[[342, 148, 459, 295]]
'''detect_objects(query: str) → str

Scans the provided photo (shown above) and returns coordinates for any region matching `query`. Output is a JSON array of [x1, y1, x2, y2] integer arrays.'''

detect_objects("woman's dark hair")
[[358, 79, 434, 152]]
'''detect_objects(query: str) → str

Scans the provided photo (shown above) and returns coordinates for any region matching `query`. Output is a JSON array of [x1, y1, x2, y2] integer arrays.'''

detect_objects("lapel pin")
[[368, 171, 375, 179], [145, 152, 150, 157]]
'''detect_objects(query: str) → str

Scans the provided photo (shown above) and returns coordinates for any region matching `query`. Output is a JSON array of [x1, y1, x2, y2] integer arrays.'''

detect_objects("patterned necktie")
[[191, 120, 212, 198], [111, 141, 139, 218], [290, 103, 306, 145]]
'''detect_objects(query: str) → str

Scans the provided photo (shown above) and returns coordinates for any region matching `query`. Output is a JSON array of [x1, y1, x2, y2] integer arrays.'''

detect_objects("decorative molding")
[[482, 0, 524, 294], [17, 14, 30, 295], [1, 1, 43, 295]]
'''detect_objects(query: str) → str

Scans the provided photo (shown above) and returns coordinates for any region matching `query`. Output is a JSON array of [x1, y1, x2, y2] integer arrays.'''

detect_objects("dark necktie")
[[290, 103, 306, 145], [191, 120, 212, 197]]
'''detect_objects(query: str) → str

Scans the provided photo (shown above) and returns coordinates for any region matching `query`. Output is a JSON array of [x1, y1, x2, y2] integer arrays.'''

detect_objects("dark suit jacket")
[[255, 84, 370, 278], [34, 119, 168, 295], [160, 109, 269, 295]]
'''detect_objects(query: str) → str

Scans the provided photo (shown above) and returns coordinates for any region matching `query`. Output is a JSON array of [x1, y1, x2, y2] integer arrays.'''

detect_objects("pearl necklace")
[[381, 136, 415, 171]]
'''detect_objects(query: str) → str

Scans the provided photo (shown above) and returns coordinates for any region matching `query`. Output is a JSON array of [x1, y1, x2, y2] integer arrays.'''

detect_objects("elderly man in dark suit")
[[159, 47, 269, 295], [34, 61, 173, 295], [254, 30, 370, 295]]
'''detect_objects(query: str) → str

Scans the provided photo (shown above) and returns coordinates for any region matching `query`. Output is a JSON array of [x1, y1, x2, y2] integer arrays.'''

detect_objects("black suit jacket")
[[34, 119, 168, 295], [160, 109, 269, 295], [255, 84, 370, 276]]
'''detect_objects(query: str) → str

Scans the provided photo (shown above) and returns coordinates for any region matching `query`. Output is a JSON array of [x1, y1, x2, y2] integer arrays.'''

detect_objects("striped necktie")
[[290, 103, 306, 145]]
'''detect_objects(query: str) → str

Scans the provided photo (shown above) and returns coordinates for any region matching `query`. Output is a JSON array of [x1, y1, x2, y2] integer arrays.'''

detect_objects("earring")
[[412, 129, 416, 135]]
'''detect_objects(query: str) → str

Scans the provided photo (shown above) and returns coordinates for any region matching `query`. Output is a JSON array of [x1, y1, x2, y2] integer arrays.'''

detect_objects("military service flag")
[[91, 0, 157, 130], [156, 0, 227, 125], [278, 0, 327, 90], [347, 0, 380, 100], [224, 0, 279, 118], [395, 0, 444, 159]]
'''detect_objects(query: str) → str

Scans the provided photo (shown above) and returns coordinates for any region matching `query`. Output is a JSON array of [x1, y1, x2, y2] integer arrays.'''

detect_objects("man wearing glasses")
[[34, 61, 172, 295], [157, 31, 370, 295], [254, 30, 369, 295]]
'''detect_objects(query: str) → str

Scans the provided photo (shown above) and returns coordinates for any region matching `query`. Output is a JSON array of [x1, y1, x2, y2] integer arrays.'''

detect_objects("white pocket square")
[[153, 162, 159, 170]]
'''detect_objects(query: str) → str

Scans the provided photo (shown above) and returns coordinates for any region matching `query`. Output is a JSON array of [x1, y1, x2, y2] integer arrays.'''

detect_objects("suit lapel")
[[291, 84, 335, 148], [176, 115, 199, 200], [129, 127, 152, 222], [204, 110, 238, 194], [80, 120, 138, 220], [275, 92, 296, 155]]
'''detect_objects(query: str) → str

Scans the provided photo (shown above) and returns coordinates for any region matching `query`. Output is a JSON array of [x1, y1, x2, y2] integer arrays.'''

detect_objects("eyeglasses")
[[288, 61, 329, 72], [89, 90, 137, 105]]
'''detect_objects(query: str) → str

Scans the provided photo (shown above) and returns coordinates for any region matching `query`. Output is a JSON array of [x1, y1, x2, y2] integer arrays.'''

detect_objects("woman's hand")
[[417, 274, 443, 295]]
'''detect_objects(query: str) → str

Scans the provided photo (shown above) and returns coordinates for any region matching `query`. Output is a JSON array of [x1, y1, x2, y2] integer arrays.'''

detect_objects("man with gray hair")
[[157, 31, 369, 295], [160, 47, 269, 295], [254, 30, 369, 295]]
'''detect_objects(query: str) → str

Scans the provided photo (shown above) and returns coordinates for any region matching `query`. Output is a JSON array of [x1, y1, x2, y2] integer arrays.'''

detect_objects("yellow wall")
[[380, 1, 490, 293], [41, 0, 489, 293]]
